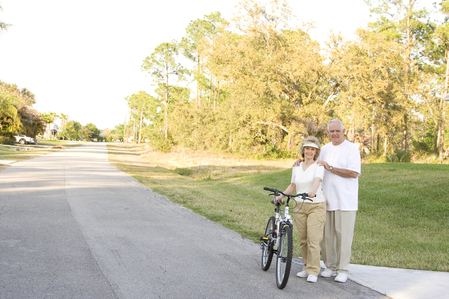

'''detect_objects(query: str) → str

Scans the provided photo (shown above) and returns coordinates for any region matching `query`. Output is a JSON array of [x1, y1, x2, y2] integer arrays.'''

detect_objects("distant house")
[[43, 123, 59, 139]]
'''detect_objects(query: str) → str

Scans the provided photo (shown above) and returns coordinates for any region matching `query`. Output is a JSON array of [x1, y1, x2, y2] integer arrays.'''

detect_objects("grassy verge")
[[108, 144, 449, 272], [0, 140, 82, 170]]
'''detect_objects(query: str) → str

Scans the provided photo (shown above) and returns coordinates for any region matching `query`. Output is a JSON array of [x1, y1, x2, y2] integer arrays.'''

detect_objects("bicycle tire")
[[261, 216, 275, 271], [275, 224, 293, 289]]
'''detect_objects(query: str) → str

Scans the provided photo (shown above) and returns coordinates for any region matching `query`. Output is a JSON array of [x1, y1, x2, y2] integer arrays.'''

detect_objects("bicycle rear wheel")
[[275, 224, 292, 289], [261, 216, 275, 271]]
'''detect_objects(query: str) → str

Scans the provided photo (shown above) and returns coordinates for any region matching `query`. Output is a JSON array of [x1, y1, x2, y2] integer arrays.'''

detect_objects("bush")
[[0, 135, 14, 145], [152, 137, 173, 152], [255, 144, 293, 160], [387, 147, 412, 162]]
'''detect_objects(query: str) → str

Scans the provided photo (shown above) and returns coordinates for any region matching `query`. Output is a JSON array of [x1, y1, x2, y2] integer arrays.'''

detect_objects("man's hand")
[[317, 160, 329, 170], [317, 160, 359, 178], [292, 158, 304, 167]]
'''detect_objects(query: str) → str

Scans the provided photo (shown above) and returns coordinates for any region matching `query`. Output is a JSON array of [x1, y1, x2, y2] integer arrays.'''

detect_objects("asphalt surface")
[[0, 143, 387, 299]]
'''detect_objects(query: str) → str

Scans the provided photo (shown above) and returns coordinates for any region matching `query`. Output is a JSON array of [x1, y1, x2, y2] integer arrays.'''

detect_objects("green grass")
[[354, 163, 449, 271], [109, 145, 449, 272]]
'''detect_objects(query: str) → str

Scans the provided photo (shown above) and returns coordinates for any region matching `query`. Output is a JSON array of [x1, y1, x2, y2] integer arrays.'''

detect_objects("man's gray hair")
[[327, 119, 345, 131]]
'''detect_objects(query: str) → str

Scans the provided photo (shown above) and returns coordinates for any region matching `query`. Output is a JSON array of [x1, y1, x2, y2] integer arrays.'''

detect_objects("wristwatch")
[[329, 166, 334, 172]]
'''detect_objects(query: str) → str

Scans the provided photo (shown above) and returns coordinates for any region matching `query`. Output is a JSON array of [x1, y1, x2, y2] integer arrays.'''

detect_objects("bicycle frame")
[[260, 187, 313, 289], [273, 197, 293, 251]]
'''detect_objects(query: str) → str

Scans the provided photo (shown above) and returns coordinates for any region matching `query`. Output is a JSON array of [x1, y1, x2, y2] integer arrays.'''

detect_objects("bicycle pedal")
[[260, 237, 269, 241]]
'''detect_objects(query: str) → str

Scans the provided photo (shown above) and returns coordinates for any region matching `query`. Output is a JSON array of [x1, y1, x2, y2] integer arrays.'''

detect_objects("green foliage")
[[0, 81, 43, 139], [122, 0, 449, 160], [41, 111, 57, 124], [0, 135, 13, 145], [148, 131, 173, 152], [387, 147, 412, 162], [255, 144, 293, 160], [82, 123, 101, 140], [174, 167, 193, 176], [0, 92, 21, 134], [59, 120, 81, 140]]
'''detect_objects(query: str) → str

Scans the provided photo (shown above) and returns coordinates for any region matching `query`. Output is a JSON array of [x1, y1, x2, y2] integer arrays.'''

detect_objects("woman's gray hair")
[[327, 119, 344, 131], [298, 136, 321, 161]]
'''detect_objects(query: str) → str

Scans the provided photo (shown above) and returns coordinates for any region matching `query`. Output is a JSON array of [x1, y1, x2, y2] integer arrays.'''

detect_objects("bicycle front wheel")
[[261, 216, 275, 271], [275, 224, 292, 289]]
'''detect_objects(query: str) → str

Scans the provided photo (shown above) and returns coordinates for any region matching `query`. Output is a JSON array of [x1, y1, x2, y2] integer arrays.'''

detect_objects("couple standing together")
[[274, 119, 361, 283]]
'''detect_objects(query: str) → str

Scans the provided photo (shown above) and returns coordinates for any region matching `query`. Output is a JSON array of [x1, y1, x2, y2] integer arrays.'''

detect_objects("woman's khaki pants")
[[293, 201, 326, 276]]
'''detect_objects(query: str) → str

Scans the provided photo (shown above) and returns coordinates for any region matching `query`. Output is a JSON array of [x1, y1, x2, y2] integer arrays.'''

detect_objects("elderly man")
[[316, 119, 361, 283]]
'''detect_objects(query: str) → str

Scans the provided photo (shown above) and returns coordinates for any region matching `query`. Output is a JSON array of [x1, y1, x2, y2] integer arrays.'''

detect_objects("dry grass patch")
[[109, 144, 294, 180]]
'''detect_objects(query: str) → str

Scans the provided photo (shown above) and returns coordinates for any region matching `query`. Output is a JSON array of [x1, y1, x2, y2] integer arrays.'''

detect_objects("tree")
[[82, 123, 100, 141], [41, 111, 58, 139], [126, 91, 157, 144], [142, 42, 189, 138], [60, 120, 81, 140], [431, 1, 449, 158], [180, 12, 228, 107], [200, 0, 330, 153], [0, 91, 21, 136], [59, 113, 69, 128], [0, 81, 42, 141], [324, 30, 407, 155], [0, 4, 11, 32], [365, 0, 431, 150], [112, 123, 124, 142]]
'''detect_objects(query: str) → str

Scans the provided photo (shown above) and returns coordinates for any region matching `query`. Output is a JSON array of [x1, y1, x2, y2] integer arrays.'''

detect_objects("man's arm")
[[317, 160, 359, 178]]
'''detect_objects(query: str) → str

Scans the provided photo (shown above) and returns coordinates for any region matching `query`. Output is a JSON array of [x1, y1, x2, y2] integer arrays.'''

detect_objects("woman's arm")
[[308, 177, 322, 198], [274, 183, 296, 204]]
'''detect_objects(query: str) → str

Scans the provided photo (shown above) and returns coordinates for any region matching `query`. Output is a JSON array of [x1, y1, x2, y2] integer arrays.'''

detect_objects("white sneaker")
[[307, 275, 318, 283], [296, 270, 308, 278], [320, 268, 337, 278], [334, 273, 348, 283], [320, 260, 326, 269]]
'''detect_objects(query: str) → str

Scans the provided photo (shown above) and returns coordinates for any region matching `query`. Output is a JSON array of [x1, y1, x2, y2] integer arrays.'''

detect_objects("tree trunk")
[[435, 121, 439, 155], [138, 106, 143, 144], [165, 67, 169, 139], [197, 58, 201, 107], [439, 49, 449, 159], [439, 117, 445, 159], [403, 114, 408, 150], [371, 108, 377, 154], [402, 4, 412, 151]]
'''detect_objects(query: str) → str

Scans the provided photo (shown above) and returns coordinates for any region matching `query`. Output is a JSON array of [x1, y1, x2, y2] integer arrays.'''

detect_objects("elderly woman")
[[274, 136, 326, 283]]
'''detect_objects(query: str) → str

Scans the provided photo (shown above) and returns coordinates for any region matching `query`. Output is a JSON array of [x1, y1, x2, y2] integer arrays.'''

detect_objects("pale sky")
[[0, 0, 371, 130]]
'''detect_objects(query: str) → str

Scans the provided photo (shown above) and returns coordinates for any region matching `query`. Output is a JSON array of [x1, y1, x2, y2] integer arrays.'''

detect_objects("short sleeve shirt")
[[318, 139, 361, 211], [291, 162, 326, 203]]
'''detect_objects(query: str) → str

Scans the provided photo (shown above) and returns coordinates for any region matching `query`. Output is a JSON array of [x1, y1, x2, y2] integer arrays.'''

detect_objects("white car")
[[14, 135, 35, 145]]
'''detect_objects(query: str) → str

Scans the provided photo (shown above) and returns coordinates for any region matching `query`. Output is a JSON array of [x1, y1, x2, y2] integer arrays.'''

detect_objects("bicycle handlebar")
[[264, 187, 314, 204]]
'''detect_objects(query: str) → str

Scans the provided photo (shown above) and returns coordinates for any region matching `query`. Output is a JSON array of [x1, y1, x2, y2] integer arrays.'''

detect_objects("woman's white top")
[[291, 162, 326, 203]]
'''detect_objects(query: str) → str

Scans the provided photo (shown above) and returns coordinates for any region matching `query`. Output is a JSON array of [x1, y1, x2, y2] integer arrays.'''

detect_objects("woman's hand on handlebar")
[[273, 195, 284, 205]]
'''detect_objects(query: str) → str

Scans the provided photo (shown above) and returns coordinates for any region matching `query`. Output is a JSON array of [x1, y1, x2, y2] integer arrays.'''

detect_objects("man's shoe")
[[334, 273, 348, 283], [296, 270, 308, 278], [320, 260, 326, 269], [307, 275, 318, 283], [320, 268, 337, 278]]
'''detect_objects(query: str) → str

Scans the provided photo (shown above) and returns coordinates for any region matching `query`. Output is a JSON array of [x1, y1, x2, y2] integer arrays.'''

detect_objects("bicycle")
[[260, 187, 313, 289]]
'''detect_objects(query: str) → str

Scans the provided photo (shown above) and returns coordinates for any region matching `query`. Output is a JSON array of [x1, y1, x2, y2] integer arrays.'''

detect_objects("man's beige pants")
[[321, 210, 357, 274]]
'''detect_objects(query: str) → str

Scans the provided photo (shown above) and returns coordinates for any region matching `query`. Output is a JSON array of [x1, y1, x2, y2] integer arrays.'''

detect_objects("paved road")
[[0, 143, 387, 299]]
